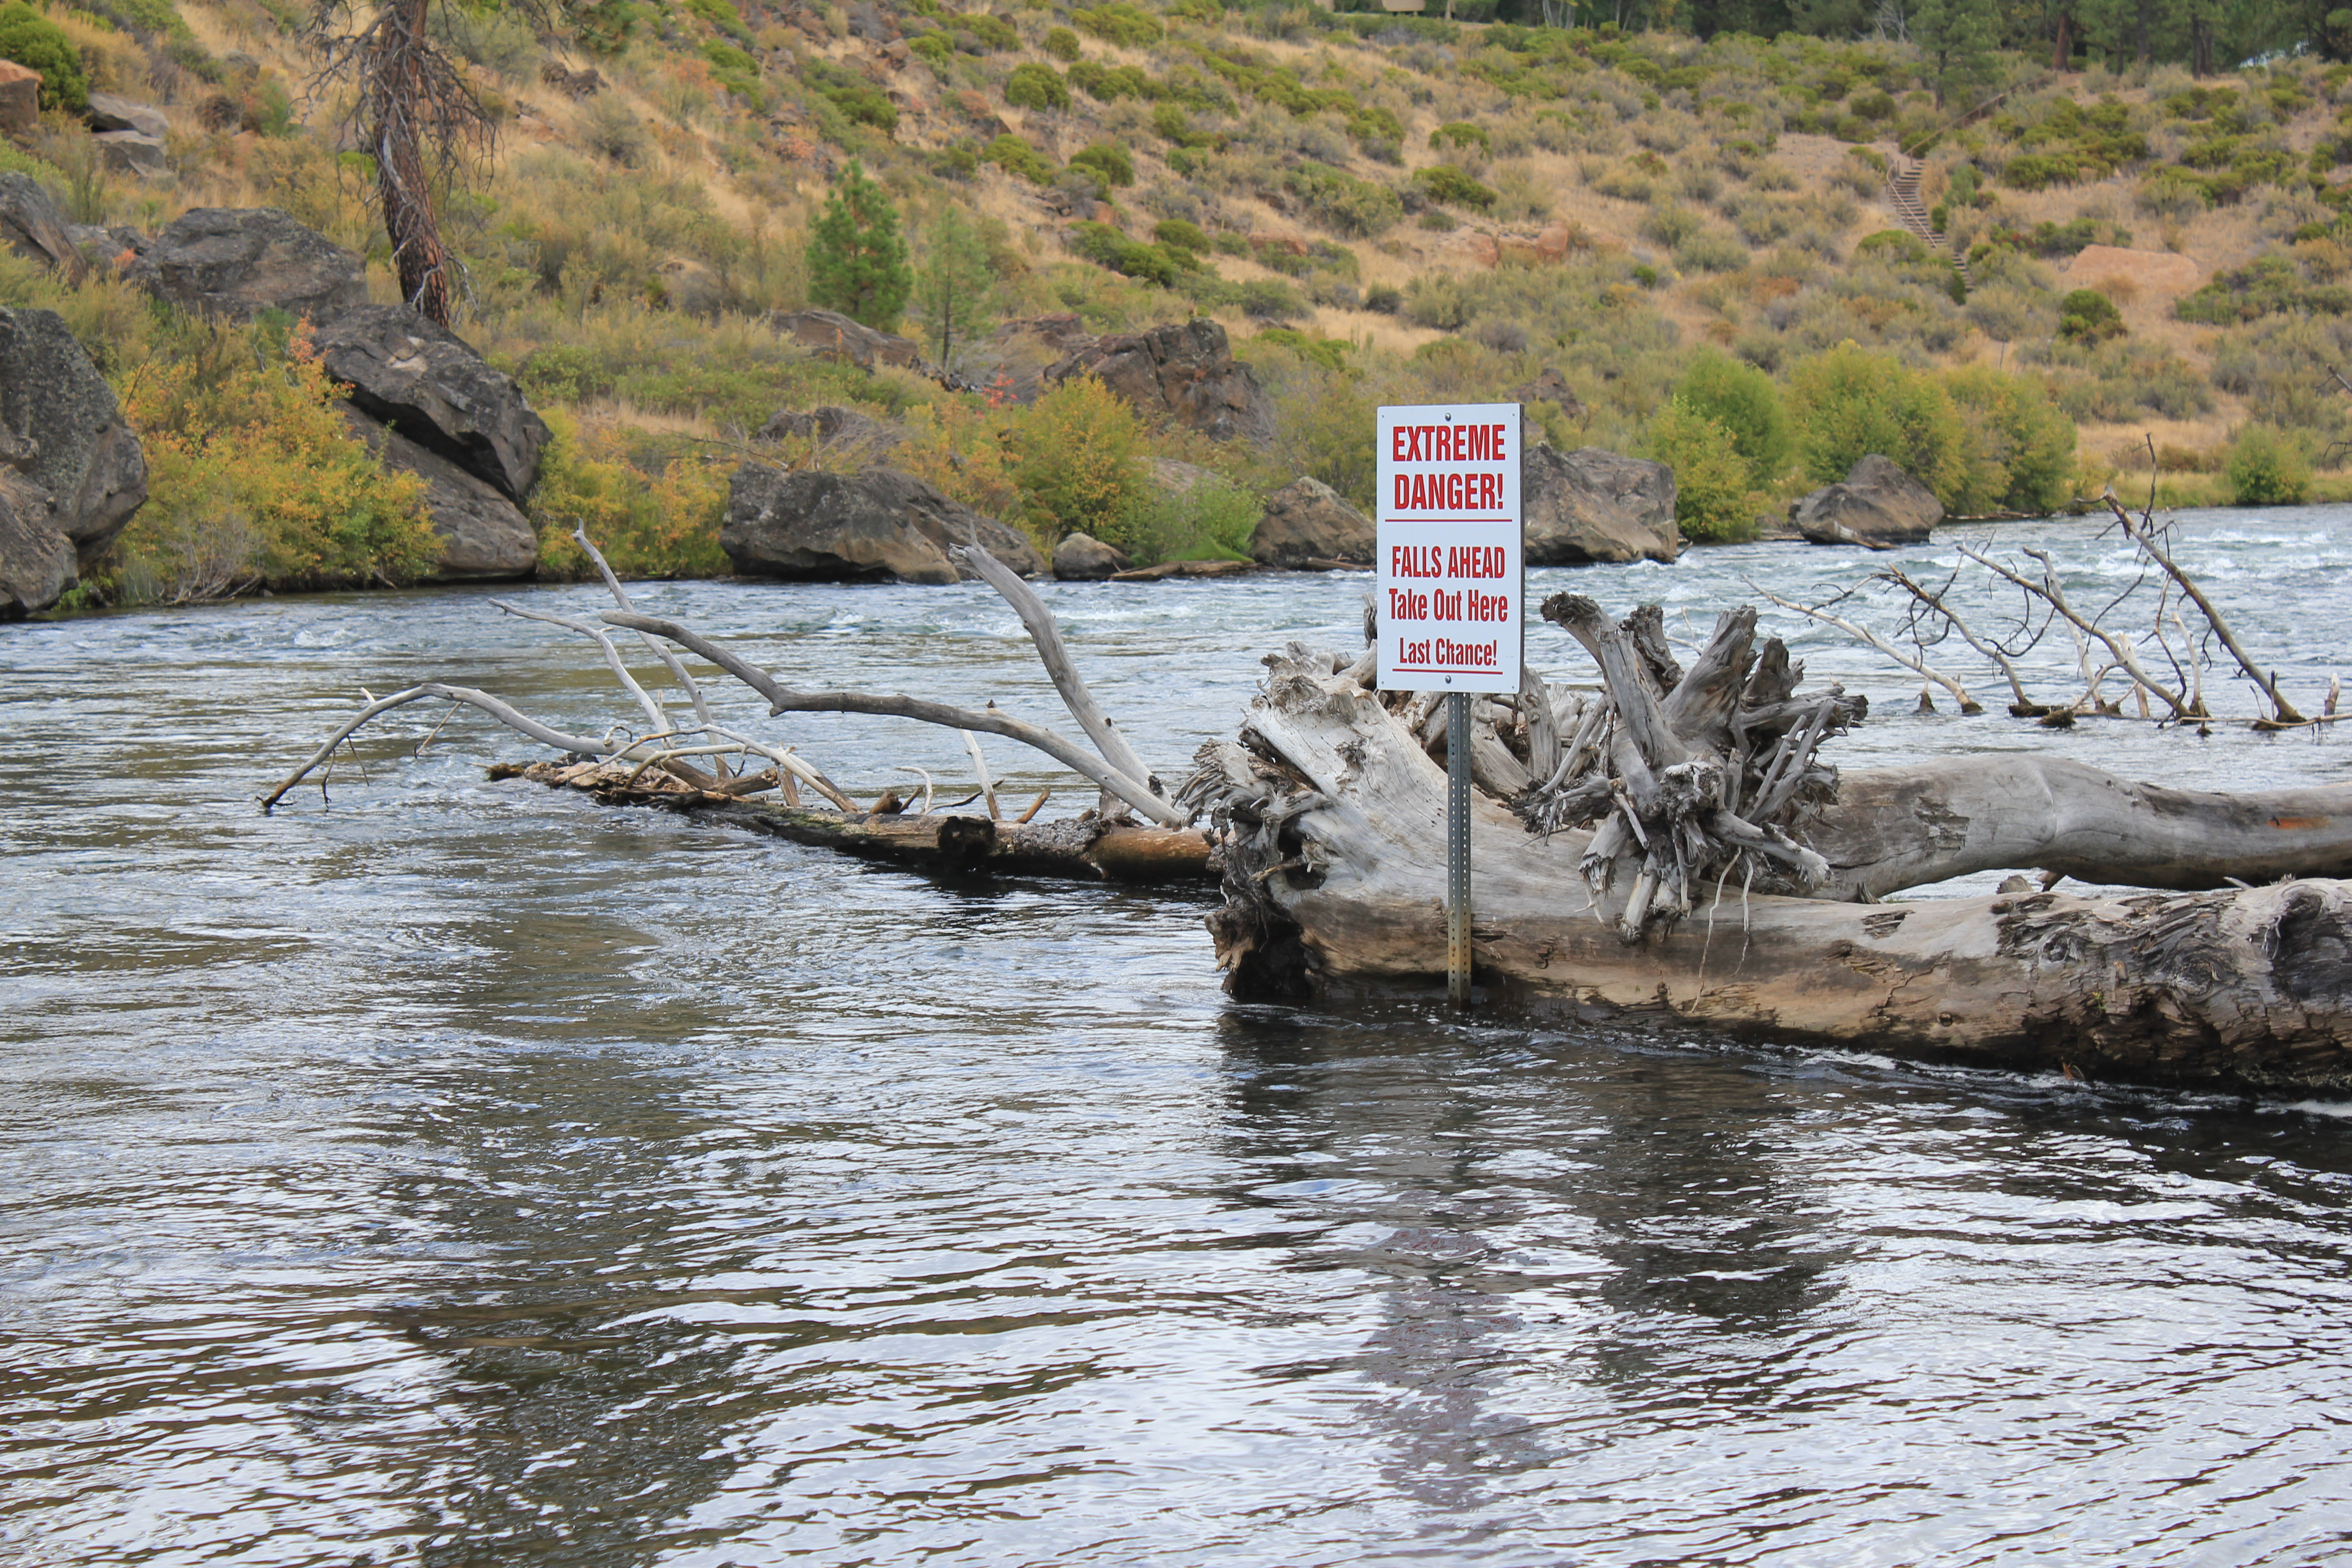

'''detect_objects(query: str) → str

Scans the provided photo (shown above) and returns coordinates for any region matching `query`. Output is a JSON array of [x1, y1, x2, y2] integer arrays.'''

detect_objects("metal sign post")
[[1373, 402, 1524, 1008]]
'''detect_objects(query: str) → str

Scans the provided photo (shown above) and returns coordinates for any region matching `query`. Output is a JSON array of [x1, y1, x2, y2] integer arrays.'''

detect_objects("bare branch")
[[599, 611, 1185, 826]]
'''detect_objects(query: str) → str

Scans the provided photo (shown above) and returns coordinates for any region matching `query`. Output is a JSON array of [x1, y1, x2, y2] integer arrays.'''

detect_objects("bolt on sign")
[[1376, 402, 1524, 694]]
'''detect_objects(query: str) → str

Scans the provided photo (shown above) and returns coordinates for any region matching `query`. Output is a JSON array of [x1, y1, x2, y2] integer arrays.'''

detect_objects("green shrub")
[[1068, 220, 1180, 284], [1640, 398, 1755, 543], [1675, 348, 1790, 490], [1856, 228, 1930, 263], [1673, 229, 1747, 273], [0, 2, 89, 111], [2225, 425, 2312, 506], [983, 133, 1056, 184], [1012, 374, 1144, 546], [1004, 60, 1069, 110], [1071, 0, 1160, 46], [682, 0, 753, 44], [806, 59, 897, 131], [956, 11, 1019, 49], [2057, 288, 2125, 343], [911, 32, 951, 66], [1786, 343, 1969, 504], [1068, 142, 1134, 187], [1123, 472, 1258, 563], [1431, 121, 1491, 156], [1412, 163, 1496, 211], [2178, 256, 2352, 325], [1043, 24, 1079, 59], [1943, 364, 2077, 516], [1282, 162, 1401, 236], [1152, 217, 1209, 256]]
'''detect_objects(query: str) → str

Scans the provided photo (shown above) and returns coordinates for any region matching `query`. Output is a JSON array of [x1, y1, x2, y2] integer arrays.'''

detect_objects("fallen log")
[[1193, 634, 2352, 1093], [492, 758, 1218, 882]]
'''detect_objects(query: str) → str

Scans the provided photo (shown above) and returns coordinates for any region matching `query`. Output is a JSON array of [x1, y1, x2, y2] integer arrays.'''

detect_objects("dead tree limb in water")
[[1191, 605, 2352, 1092], [267, 537, 1202, 882]]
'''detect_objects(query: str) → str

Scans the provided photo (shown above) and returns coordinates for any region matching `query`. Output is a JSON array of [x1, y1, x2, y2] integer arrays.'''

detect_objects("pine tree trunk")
[[367, 0, 454, 325]]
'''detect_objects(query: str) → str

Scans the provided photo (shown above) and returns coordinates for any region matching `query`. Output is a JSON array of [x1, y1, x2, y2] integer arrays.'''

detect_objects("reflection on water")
[[7, 511, 2352, 1564]]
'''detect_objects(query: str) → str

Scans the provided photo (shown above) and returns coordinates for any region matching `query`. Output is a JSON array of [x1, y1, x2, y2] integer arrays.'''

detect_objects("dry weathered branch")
[[598, 611, 1185, 825], [574, 525, 728, 777], [264, 683, 635, 808], [950, 542, 1161, 799], [2100, 495, 2305, 725], [1745, 579, 1984, 713], [490, 599, 667, 736]]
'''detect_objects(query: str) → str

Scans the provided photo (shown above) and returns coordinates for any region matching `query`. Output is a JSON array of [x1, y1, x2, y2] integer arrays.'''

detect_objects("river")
[[7, 509, 2352, 1566]]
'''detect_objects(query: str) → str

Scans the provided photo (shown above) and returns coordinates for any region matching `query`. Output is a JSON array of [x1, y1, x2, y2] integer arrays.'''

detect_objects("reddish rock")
[[0, 59, 37, 139]]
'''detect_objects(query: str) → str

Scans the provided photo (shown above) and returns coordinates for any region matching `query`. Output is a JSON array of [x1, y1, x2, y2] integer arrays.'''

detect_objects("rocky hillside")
[[5, 0, 2352, 607]]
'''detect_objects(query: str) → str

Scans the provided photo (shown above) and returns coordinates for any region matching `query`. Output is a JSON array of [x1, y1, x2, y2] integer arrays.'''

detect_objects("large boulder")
[[1251, 475, 1372, 567], [316, 305, 550, 499], [1043, 319, 1277, 445], [0, 467, 76, 619], [722, 463, 1044, 584], [1052, 531, 1130, 580], [0, 173, 81, 279], [92, 131, 168, 177], [0, 59, 36, 139], [130, 207, 367, 323], [0, 307, 147, 570], [85, 92, 169, 139], [1792, 454, 1943, 549], [1522, 445, 1679, 565], [336, 406, 537, 580], [768, 308, 931, 374]]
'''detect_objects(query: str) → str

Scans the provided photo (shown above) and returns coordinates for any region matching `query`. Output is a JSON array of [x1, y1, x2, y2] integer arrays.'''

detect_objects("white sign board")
[[1376, 402, 1523, 695]]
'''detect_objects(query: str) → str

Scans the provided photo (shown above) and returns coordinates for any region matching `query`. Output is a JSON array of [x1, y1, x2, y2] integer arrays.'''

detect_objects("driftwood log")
[[1191, 601, 2352, 1093], [493, 758, 1214, 882]]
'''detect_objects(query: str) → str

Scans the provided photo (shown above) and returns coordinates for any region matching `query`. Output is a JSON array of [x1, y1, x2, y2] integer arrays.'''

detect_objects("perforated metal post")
[[1446, 689, 1472, 1006]]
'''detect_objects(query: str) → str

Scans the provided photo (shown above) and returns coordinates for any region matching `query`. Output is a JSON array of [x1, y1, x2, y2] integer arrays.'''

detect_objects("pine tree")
[[808, 160, 912, 333], [912, 209, 996, 372], [1911, 0, 1998, 108]]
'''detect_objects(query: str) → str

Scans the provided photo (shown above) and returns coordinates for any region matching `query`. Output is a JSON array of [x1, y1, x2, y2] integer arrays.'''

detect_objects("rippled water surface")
[[10, 510, 2352, 1566]]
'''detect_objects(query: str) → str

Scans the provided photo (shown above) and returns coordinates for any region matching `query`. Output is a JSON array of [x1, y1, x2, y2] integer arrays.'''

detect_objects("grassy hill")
[[5, 0, 2352, 598]]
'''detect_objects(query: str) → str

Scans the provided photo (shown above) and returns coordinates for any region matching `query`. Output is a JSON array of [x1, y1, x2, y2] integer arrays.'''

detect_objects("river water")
[[8, 509, 2352, 1566]]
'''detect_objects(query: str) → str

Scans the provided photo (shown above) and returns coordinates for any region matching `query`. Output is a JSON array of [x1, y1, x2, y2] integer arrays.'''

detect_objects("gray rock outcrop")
[[93, 131, 168, 177], [130, 207, 367, 323], [86, 92, 168, 138], [767, 308, 932, 375], [722, 463, 1045, 584], [1043, 319, 1276, 445], [1052, 531, 1130, 580], [0, 467, 76, 619], [1522, 445, 1679, 565], [1251, 475, 1372, 567], [317, 305, 550, 499], [0, 173, 81, 279], [754, 404, 903, 465], [1791, 454, 1944, 549], [336, 406, 538, 581], [0, 306, 148, 574]]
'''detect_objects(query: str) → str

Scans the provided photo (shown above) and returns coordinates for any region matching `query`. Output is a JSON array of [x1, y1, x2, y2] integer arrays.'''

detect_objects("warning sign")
[[1376, 402, 1524, 694]]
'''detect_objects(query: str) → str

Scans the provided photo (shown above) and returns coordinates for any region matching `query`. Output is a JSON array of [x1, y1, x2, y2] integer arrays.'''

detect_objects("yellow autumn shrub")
[[528, 408, 730, 579], [109, 323, 436, 601]]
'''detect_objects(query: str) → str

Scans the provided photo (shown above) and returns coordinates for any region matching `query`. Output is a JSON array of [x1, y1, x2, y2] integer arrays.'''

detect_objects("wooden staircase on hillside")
[[1885, 154, 1969, 287]]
